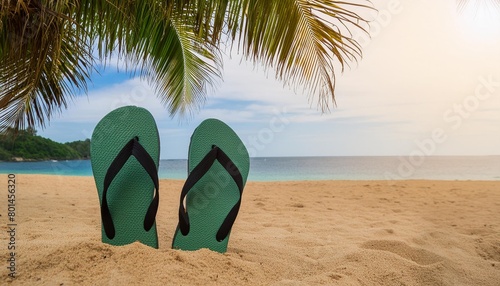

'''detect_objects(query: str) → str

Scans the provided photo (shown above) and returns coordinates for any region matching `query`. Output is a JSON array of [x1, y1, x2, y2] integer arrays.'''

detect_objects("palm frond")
[[127, 3, 222, 115], [1, 0, 372, 130], [0, 0, 221, 129], [70, 0, 223, 115], [0, 0, 93, 130], [104, 0, 372, 111], [182, 0, 372, 109], [234, 0, 371, 109]]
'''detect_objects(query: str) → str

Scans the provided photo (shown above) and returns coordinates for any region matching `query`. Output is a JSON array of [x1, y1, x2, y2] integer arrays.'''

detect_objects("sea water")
[[0, 156, 499, 181]]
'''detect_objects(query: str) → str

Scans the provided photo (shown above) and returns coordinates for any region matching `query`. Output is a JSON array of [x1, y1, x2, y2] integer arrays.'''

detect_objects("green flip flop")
[[91, 106, 160, 248], [172, 118, 250, 253]]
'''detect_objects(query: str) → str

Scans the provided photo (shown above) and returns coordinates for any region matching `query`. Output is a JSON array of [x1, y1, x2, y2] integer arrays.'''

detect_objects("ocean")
[[0, 156, 499, 181]]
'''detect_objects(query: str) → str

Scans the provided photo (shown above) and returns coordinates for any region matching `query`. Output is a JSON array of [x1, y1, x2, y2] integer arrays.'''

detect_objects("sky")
[[38, 0, 500, 159]]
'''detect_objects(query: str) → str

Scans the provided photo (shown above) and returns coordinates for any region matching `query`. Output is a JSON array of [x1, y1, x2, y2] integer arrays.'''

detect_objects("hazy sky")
[[38, 0, 500, 159]]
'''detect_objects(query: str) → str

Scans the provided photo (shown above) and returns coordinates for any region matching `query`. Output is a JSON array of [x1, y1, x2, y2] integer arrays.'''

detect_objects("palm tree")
[[0, 0, 372, 130]]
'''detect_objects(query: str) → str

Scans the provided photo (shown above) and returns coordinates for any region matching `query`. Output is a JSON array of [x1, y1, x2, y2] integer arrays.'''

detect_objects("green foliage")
[[0, 146, 11, 161], [65, 139, 90, 158], [0, 129, 88, 161]]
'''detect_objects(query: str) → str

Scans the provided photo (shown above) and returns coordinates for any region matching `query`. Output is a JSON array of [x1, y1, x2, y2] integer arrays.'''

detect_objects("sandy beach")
[[1, 174, 499, 285]]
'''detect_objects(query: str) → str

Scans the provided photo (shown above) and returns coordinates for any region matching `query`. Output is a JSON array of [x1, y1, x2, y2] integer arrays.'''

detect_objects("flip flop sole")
[[91, 106, 160, 248], [172, 118, 250, 253]]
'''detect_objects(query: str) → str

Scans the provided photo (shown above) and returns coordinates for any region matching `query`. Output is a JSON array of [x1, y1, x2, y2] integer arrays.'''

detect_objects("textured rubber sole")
[[172, 119, 250, 253], [91, 106, 160, 248]]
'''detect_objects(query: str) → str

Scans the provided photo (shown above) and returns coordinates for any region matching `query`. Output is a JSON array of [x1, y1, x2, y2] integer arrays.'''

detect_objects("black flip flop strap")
[[101, 137, 159, 239], [178, 146, 244, 242]]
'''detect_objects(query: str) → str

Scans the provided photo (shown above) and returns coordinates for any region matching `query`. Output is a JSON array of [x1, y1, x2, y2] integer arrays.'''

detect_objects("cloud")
[[50, 77, 167, 124], [38, 0, 500, 158]]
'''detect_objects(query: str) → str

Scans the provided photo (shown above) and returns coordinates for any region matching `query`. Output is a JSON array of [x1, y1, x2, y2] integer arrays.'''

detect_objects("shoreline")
[[2, 156, 500, 181], [1, 172, 500, 182]]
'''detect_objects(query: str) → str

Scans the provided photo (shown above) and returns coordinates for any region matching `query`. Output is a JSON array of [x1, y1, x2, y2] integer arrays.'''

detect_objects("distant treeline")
[[0, 128, 90, 161]]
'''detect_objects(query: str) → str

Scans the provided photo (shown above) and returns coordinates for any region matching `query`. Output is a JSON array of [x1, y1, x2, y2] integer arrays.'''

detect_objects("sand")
[[1, 174, 499, 285]]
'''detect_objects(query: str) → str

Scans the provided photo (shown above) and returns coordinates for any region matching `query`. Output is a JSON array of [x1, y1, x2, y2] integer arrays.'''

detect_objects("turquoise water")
[[0, 156, 499, 181]]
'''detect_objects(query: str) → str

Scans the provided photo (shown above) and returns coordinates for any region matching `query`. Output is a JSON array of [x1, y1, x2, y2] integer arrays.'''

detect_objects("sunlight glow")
[[458, 1, 500, 40]]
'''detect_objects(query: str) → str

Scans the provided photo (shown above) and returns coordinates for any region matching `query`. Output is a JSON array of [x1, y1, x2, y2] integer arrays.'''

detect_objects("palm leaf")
[[126, 3, 222, 115], [173, 0, 372, 109], [239, 0, 371, 109], [0, 0, 221, 129], [78, 0, 223, 115], [1, 0, 371, 130], [0, 1, 93, 130]]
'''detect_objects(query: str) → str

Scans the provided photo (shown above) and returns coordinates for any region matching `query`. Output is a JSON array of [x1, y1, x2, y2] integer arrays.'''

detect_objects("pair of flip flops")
[[90, 106, 249, 253]]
